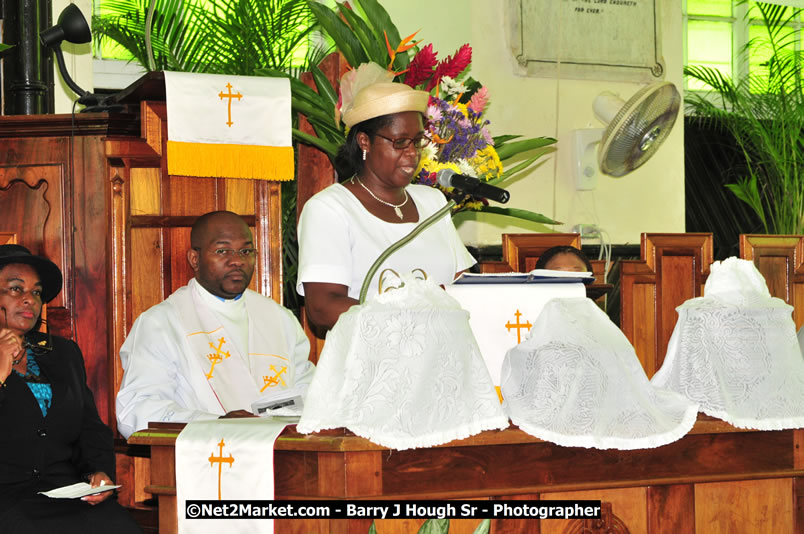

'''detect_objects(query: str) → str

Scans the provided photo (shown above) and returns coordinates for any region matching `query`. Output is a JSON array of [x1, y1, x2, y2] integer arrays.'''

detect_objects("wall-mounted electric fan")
[[573, 82, 681, 190]]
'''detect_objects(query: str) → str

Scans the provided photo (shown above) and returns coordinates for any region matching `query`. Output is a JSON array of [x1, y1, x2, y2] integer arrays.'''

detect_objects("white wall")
[[381, 0, 685, 246], [51, 0, 94, 113]]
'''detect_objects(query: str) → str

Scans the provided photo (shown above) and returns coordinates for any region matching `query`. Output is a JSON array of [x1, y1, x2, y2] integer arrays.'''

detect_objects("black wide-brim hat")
[[0, 244, 63, 303]]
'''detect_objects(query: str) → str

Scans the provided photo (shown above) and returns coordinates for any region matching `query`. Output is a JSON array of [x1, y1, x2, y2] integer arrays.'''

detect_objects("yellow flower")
[[470, 146, 503, 181]]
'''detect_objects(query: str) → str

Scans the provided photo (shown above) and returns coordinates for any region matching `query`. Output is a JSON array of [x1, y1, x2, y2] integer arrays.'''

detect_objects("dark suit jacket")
[[0, 333, 114, 505]]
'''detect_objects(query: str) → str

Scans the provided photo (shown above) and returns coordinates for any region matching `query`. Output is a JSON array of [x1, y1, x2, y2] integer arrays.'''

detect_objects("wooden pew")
[[740, 234, 804, 330], [478, 233, 606, 282], [620, 233, 713, 378]]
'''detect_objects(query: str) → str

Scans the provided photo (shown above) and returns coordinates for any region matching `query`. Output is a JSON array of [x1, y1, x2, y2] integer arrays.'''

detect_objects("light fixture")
[[40, 4, 121, 111]]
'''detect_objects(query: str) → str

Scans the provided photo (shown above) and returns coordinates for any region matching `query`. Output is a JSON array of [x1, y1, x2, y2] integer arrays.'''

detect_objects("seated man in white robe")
[[116, 211, 314, 439]]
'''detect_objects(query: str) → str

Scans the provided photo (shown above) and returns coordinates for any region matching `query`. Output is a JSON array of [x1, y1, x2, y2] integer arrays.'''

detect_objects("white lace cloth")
[[297, 275, 509, 450], [501, 297, 698, 450], [652, 257, 804, 430]]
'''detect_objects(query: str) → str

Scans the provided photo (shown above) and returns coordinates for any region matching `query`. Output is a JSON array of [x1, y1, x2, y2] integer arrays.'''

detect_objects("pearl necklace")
[[353, 176, 408, 220]]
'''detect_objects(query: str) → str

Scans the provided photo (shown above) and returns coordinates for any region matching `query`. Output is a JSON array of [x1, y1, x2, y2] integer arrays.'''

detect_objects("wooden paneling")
[[695, 478, 793, 534], [647, 484, 694, 534], [130, 167, 161, 215], [132, 420, 804, 534], [740, 234, 804, 329], [621, 233, 712, 377], [131, 228, 165, 321], [540, 487, 646, 534]]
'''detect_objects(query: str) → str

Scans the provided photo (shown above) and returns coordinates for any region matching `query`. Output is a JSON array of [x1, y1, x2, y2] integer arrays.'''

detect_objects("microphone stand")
[[358, 200, 456, 304]]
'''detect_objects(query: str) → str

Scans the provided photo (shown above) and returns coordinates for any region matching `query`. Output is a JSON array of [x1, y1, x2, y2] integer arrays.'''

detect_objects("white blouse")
[[297, 183, 476, 300]]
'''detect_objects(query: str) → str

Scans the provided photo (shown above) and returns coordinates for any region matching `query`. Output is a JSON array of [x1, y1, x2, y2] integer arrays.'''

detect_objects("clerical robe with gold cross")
[[116, 278, 314, 439]]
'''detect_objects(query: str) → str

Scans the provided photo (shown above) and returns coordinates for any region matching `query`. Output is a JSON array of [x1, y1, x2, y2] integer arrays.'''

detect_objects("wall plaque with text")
[[509, 0, 664, 82]]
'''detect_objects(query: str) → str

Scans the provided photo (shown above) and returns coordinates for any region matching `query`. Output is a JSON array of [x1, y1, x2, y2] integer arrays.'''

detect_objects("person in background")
[[116, 211, 314, 439], [0, 245, 140, 533], [297, 81, 476, 331], [534, 245, 593, 273]]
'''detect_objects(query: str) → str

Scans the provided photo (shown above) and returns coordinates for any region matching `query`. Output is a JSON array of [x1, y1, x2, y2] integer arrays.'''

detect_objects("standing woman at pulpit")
[[0, 245, 141, 533], [297, 78, 476, 330]]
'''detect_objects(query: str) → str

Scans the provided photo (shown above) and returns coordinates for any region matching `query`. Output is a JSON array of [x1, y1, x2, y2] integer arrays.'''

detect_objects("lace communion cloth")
[[652, 257, 804, 430], [297, 274, 509, 450], [501, 297, 698, 450]]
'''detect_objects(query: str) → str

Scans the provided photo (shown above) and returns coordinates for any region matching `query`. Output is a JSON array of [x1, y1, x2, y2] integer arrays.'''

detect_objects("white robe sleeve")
[[116, 307, 221, 439], [280, 305, 315, 390]]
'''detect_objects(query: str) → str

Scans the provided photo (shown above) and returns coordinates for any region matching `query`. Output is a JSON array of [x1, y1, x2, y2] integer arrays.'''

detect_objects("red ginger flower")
[[404, 44, 438, 88], [427, 44, 472, 91]]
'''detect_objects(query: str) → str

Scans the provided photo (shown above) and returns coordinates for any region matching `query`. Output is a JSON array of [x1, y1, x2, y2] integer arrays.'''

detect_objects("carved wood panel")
[[0, 164, 66, 311]]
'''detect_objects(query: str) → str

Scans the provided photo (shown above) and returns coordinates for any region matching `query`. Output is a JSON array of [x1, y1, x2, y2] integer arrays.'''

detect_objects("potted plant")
[[684, 1, 804, 235]]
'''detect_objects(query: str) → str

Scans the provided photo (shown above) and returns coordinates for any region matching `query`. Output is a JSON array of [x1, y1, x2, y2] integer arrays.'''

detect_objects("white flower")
[[440, 76, 467, 98], [457, 159, 476, 176]]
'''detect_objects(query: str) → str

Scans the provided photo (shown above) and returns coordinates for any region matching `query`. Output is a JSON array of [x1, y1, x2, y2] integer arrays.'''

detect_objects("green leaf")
[[0, 44, 13, 52], [368, 521, 377, 534], [337, 3, 386, 65], [493, 134, 522, 146], [292, 128, 340, 156], [308, 0, 367, 68], [496, 137, 557, 161], [416, 518, 450, 534], [310, 65, 338, 113], [475, 206, 560, 225], [354, 0, 408, 70], [472, 519, 491, 534], [489, 151, 552, 186]]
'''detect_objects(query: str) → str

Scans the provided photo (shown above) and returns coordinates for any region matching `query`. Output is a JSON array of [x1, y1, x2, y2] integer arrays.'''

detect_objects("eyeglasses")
[[23, 319, 53, 356], [193, 247, 258, 259], [375, 133, 431, 150]]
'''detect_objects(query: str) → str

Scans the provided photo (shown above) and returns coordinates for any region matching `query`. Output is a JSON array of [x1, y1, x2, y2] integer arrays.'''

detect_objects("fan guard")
[[597, 82, 681, 177]]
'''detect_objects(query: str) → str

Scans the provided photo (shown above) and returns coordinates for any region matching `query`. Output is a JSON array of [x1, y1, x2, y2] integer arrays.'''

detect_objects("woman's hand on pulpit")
[[82, 471, 115, 505]]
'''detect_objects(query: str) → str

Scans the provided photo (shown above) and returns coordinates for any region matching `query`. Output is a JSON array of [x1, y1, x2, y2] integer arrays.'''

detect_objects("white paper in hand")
[[39, 481, 120, 499]]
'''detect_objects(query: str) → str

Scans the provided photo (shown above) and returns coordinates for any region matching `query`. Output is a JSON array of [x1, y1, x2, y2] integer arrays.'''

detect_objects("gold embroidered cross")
[[260, 365, 288, 392], [205, 337, 230, 379], [208, 438, 234, 500], [505, 310, 532, 344], [218, 83, 243, 127]]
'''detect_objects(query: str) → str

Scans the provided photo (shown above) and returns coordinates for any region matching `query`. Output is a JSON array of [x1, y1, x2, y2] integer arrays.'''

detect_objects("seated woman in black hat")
[[297, 75, 476, 331], [0, 245, 140, 533]]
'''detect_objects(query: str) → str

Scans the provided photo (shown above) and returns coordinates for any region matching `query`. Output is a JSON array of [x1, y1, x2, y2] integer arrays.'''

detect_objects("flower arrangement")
[[395, 39, 552, 213], [415, 74, 502, 210], [264, 0, 557, 224]]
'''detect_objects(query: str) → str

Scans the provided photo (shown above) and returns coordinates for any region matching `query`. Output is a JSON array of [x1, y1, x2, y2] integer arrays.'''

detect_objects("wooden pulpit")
[[0, 72, 286, 514]]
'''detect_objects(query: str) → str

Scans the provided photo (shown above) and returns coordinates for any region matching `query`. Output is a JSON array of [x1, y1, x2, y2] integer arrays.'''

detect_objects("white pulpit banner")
[[164, 71, 293, 181], [176, 418, 287, 533], [445, 280, 586, 389]]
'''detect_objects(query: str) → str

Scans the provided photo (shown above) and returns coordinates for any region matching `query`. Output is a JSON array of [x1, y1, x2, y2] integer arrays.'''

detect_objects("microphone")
[[436, 169, 510, 204]]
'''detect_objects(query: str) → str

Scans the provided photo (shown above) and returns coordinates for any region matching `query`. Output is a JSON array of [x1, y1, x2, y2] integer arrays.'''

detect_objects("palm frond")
[[686, 1, 804, 234]]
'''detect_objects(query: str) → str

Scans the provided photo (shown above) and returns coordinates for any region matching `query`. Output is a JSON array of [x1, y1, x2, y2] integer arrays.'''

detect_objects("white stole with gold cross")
[[173, 278, 295, 413], [176, 418, 287, 533]]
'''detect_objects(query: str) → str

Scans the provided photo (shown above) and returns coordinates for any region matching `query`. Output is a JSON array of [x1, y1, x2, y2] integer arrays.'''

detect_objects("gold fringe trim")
[[167, 141, 295, 181]]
